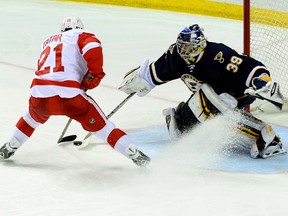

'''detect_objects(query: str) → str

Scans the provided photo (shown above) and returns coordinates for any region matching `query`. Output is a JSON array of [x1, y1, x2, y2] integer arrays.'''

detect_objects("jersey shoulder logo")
[[214, 51, 225, 63], [181, 74, 203, 92]]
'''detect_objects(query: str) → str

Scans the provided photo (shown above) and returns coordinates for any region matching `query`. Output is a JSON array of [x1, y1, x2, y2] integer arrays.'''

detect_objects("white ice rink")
[[1, 0, 288, 216]]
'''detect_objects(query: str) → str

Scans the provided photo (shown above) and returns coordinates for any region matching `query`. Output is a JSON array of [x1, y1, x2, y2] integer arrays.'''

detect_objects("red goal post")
[[243, 0, 288, 112]]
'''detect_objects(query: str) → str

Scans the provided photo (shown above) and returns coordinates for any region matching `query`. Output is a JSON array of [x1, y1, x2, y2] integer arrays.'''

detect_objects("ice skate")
[[126, 145, 150, 167], [250, 135, 286, 159], [0, 143, 18, 159], [131, 150, 151, 167], [0, 137, 20, 159]]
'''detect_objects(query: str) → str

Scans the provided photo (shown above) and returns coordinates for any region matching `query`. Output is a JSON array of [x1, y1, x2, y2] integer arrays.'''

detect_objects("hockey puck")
[[73, 141, 83, 146]]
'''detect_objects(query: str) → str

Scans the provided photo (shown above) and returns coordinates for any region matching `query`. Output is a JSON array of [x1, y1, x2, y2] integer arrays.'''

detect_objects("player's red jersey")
[[30, 29, 105, 98]]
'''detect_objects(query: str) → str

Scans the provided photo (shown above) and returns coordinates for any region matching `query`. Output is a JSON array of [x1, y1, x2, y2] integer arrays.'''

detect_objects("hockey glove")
[[81, 71, 101, 90], [118, 59, 153, 97], [244, 77, 284, 110]]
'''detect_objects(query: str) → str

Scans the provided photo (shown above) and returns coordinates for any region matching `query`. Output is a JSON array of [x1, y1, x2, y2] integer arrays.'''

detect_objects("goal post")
[[243, 0, 250, 56], [243, 0, 288, 113]]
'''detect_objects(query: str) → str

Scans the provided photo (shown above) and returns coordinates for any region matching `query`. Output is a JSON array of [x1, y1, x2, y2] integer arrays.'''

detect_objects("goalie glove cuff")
[[251, 75, 271, 90]]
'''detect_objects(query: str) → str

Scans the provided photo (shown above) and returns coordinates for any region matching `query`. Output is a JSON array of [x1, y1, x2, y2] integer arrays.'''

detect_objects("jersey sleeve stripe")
[[150, 62, 166, 85], [245, 66, 269, 87], [82, 42, 101, 56]]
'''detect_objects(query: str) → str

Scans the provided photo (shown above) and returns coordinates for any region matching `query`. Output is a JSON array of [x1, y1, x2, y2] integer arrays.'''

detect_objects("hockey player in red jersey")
[[119, 24, 286, 159], [0, 16, 150, 167]]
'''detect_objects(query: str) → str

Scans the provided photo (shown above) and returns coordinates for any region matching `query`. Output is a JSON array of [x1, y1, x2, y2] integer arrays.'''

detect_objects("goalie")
[[119, 24, 286, 159]]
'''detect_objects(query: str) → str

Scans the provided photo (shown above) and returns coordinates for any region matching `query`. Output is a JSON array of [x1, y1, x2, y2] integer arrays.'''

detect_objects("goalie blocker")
[[163, 83, 286, 159]]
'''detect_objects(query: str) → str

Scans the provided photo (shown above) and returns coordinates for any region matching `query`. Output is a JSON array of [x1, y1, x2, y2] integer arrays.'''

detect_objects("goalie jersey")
[[150, 41, 269, 107]]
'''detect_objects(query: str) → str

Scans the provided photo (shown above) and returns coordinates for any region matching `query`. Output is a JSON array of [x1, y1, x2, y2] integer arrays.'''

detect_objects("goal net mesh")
[[249, 0, 288, 112]]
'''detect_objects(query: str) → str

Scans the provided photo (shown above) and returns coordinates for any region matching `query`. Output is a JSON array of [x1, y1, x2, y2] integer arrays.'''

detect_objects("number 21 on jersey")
[[35, 43, 65, 76]]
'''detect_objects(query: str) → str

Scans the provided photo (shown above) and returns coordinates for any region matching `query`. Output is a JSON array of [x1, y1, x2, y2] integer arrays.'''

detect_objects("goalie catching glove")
[[244, 74, 284, 110], [118, 59, 154, 97]]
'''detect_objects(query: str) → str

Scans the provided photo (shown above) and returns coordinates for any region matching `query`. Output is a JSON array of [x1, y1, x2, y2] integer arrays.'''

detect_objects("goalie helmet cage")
[[243, 0, 288, 112]]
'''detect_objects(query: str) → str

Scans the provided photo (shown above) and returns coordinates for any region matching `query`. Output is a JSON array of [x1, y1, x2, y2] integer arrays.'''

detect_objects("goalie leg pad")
[[176, 101, 200, 133], [250, 125, 287, 159], [163, 101, 201, 138], [162, 84, 236, 138], [187, 83, 232, 122], [233, 110, 273, 150], [162, 108, 181, 139]]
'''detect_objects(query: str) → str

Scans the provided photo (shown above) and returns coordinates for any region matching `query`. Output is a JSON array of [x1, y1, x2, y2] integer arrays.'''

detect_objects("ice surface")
[[0, 1, 288, 216]]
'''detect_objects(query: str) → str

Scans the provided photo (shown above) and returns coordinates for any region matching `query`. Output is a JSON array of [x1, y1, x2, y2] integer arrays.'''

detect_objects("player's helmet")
[[61, 16, 84, 32], [176, 24, 207, 61]]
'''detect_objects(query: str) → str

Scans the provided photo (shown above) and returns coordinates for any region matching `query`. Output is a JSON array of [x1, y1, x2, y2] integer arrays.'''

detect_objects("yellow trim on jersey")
[[56, 0, 288, 28], [259, 74, 272, 82], [245, 66, 269, 87]]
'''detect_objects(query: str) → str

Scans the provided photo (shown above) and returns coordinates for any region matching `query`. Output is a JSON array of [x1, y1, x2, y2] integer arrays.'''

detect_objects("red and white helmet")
[[60, 16, 84, 32]]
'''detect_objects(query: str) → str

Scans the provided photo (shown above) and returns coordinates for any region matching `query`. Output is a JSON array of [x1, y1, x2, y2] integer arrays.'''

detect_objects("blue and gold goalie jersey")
[[151, 41, 269, 107]]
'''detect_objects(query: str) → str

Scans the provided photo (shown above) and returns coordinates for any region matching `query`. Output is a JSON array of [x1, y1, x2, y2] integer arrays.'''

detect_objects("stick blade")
[[58, 135, 77, 143], [76, 133, 92, 149]]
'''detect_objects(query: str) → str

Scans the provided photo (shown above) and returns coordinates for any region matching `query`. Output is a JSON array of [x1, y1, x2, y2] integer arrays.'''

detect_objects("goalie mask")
[[176, 24, 207, 62], [61, 16, 84, 32]]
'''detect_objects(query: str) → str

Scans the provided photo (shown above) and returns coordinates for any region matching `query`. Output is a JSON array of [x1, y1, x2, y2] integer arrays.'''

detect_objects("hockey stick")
[[57, 90, 88, 143], [76, 92, 136, 148], [57, 118, 76, 143], [58, 92, 136, 146], [57, 66, 139, 145]]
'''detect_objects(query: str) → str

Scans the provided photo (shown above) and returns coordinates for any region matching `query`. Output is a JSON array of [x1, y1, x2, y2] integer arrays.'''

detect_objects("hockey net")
[[244, 0, 288, 113]]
